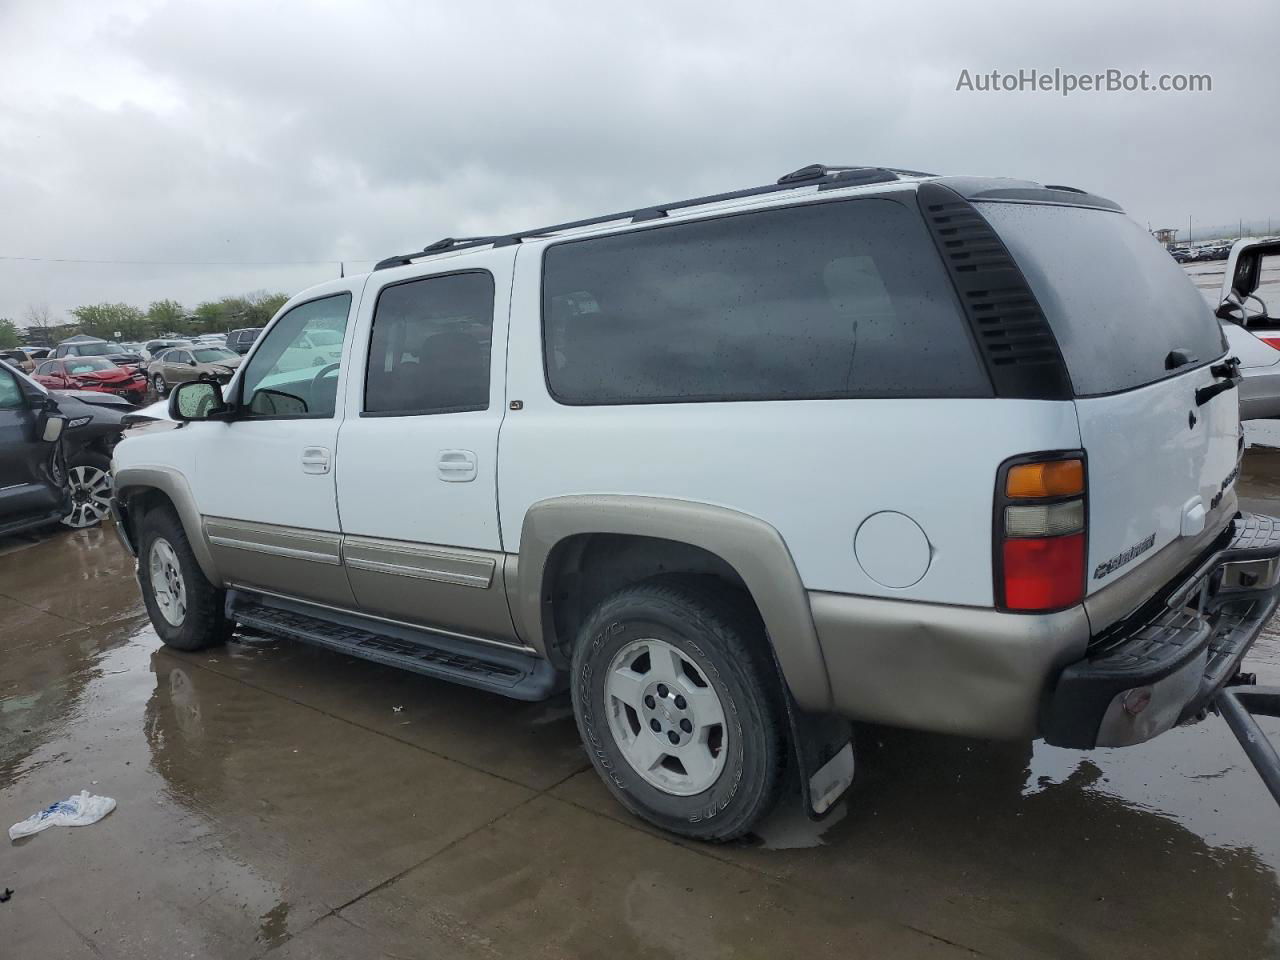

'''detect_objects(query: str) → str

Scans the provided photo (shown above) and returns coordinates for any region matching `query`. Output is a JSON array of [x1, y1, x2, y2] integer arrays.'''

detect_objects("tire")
[[137, 505, 232, 651], [571, 577, 786, 842], [152, 373, 166, 397], [61, 451, 113, 529]]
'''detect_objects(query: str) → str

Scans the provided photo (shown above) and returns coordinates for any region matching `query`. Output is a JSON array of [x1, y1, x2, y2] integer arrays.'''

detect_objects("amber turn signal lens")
[[1006, 459, 1084, 499]]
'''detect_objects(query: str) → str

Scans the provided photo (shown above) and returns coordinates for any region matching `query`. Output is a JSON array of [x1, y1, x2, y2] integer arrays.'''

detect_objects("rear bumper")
[[1042, 513, 1280, 748]]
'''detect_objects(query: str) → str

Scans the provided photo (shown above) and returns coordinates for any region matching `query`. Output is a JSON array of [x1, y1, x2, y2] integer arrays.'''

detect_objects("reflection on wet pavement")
[[2, 475, 1280, 957]]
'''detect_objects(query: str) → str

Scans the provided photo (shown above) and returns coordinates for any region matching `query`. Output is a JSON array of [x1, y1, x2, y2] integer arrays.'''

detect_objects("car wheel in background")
[[152, 372, 167, 396], [571, 576, 787, 842], [137, 505, 233, 651], [61, 451, 113, 529]]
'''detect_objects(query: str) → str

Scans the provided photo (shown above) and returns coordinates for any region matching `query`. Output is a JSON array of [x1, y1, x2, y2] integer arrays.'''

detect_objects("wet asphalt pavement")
[[2, 465, 1280, 958]]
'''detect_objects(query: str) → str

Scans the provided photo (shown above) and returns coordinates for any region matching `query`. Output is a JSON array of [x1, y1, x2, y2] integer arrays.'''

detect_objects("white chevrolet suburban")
[[112, 164, 1280, 840]]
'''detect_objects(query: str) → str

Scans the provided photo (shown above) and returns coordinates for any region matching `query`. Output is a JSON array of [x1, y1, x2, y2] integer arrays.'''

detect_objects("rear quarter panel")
[[498, 245, 1082, 606]]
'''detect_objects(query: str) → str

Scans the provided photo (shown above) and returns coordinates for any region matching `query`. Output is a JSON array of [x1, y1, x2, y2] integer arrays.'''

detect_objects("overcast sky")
[[1, 0, 1277, 324]]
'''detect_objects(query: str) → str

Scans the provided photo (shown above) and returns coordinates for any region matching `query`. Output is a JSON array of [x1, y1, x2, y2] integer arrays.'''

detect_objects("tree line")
[[0, 291, 291, 349]]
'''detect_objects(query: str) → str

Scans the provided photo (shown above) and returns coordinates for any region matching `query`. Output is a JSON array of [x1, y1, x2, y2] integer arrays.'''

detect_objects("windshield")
[[193, 348, 237, 363], [306, 330, 343, 346], [977, 202, 1226, 395], [66, 357, 117, 374]]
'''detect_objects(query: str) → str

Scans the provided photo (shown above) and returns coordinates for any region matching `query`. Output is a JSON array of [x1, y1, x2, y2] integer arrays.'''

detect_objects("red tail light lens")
[[1260, 336, 1280, 352], [1002, 533, 1086, 611], [996, 454, 1087, 613]]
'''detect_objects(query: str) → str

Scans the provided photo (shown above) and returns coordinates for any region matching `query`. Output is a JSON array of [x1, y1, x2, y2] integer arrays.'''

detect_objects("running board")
[[225, 589, 562, 701]]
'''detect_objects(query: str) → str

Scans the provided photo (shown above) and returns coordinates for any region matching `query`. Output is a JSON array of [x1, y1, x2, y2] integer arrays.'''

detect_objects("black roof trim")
[[371, 163, 930, 270]]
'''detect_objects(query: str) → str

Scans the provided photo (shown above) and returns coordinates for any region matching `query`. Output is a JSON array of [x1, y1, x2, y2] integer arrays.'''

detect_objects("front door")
[[0, 367, 63, 523], [189, 281, 362, 604], [335, 254, 517, 644]]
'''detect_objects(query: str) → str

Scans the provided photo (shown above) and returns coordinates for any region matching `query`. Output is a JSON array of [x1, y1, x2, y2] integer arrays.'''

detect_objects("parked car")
[[33, 356, 148, 403], [53, 335, 144, 368], [51, 392, 129, 528], [112, 164, 1279, 840], [0, 363, 68, 537], [0, 349, 33, 373], [141, 338, 193, 368], [225, 327, 264, 354], [148, 345, 242, 397]]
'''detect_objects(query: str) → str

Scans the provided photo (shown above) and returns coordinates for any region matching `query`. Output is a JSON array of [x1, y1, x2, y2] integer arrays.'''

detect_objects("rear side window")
[[364, 271, 494, 416], [977, 202, 1226, 395], [541, 198, 990, 404]]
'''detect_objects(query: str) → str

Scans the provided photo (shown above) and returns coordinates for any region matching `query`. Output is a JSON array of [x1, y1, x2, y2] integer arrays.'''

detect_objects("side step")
[[226, 590, 563, 701]]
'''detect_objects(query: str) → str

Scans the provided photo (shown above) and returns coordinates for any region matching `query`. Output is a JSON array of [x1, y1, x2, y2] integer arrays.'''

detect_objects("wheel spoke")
[[683, 685, 725, 730], [607, 666, 647, 709], [625, 731, 666, 772], [645, 641, 684, 685], [676, 742, 718, 784]]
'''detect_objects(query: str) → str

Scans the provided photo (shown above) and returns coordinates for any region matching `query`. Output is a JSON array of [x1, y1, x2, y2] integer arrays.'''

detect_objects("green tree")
[[70, 302, 149, 341], [146, 299, 187, 335], [191, 291, 289, 333], [0, 318, 20, 349]]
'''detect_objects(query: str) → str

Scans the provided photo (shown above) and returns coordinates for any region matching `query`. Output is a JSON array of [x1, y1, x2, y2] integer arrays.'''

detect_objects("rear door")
[[979, 201, 1238, 596], [335, 252, 519, 644]]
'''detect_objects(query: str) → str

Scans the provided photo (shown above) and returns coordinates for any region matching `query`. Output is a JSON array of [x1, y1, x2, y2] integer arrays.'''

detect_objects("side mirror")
[[1233, 252, 1262, 299], [169, 380, 227, 422], [42, 415, 66, 442], [188, 359, 198, 366]]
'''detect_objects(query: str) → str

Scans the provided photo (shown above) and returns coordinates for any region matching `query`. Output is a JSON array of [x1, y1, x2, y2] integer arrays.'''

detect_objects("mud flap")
[[782, 689, 855, 819], [1216, 684, 1280, 807]]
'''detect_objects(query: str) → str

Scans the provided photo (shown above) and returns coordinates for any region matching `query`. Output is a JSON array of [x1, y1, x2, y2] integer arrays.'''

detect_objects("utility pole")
[[1188, 215, 1192, 247]]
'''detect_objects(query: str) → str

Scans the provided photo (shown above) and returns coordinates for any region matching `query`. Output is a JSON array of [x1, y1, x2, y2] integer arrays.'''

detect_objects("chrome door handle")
[[437, 449, 477, 482], [301, 446, 331, 475]]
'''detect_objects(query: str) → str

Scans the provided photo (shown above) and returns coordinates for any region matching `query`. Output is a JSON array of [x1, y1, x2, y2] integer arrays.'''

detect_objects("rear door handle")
[[301, 446, 331, 475], [437, 449, 477, 482]]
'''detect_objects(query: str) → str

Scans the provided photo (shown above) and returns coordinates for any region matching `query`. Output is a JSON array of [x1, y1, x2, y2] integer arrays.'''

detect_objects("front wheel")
[[571, 578, 787, 842], [61, 451, 113, 528], [137, 505, 232, 651], [152, 373, 167, 397]]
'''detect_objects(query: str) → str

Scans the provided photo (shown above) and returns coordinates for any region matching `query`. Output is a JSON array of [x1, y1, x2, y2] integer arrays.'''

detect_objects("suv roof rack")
[[372, 163, 935, 271]]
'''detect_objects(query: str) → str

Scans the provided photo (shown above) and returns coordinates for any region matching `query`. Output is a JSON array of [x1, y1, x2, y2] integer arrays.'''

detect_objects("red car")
[[34, 356, 148, 402]]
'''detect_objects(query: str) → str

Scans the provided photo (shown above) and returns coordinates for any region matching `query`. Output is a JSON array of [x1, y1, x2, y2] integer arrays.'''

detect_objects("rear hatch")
[[979, 201, 1240, 601]]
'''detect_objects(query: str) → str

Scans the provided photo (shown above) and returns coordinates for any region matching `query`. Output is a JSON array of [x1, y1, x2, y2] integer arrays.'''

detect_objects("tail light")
[[1259, 335, 1280, 352], [996, 454, 1087, 612]]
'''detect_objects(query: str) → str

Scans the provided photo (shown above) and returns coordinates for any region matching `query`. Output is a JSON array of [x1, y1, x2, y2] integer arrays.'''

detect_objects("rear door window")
[[541, 197, 991, 404], [977, 202, 1226, 395], [364, 271, 494, 416]]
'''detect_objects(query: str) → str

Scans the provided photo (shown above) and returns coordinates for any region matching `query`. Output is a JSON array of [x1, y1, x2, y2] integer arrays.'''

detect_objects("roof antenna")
[[339, 261, 345, 278]]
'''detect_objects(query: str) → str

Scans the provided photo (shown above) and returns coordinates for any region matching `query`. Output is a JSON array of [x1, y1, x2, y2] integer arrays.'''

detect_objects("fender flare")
[[114, 465, 220, 584], [515, 495, 833, 712]]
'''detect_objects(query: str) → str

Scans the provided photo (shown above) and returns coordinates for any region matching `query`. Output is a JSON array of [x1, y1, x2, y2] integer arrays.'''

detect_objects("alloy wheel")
[[148, 537, 187, 627], [605, 637, 728, 796], [61, 465, 113, 528]]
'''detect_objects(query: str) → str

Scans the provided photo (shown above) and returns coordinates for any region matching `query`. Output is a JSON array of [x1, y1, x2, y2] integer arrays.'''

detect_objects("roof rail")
[[372, 163, 934, 271]]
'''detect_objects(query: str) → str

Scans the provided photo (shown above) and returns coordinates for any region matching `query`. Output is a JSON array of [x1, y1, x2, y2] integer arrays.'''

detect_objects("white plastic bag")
[[9, 791, 116, 841]]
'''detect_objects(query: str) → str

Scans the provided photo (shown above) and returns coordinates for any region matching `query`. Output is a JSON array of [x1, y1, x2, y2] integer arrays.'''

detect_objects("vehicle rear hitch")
[[1215, 682, 1280, 807]]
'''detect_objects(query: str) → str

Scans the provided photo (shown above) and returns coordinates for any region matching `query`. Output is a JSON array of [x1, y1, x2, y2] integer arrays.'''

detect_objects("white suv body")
[[112, 165, 1280, 839]]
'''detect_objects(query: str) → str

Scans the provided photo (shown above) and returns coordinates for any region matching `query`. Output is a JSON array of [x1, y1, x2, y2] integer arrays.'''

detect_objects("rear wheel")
[[571, 577, 786, 841], [152, 372, 166, 397], [137, 505, 232, 651]]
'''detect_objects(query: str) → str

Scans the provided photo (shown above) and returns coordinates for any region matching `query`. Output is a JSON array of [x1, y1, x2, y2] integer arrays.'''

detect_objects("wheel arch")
[[514, 495, 832, 712], [114, 465, 220, 583]]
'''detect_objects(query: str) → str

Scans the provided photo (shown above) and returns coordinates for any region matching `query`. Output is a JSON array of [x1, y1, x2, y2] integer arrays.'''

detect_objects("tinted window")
[[0, 368, 22, 409], [542, 198, 988, 404], [365, 272, 494, 415], [977, 202, 1226, 395], [35, 361, 58, 376], [70, 342, 116, 357], [240, 295, 351, 418]]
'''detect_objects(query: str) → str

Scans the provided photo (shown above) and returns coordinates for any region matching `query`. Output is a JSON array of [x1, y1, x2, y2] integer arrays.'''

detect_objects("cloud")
[[1, 0, 1276, 320]]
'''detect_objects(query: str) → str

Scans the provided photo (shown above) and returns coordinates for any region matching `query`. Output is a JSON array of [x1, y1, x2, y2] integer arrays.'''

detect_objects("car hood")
[[198, 358, 242, 375]]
